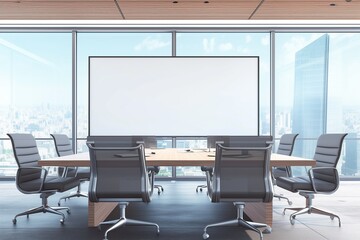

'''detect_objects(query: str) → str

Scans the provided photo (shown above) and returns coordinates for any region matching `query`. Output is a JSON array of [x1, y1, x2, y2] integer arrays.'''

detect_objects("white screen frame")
[[89, 56, 259, 136]]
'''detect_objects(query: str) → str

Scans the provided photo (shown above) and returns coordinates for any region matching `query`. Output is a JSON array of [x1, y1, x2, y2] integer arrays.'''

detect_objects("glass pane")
[[176, 32, 270, 177], [326, 33, 360, 177], [176, 32, 271, 135], [275, 33, 360, 177], [0, 33, 72, 177], [77, 33, 171, 177], [76, 33, 172, 139]]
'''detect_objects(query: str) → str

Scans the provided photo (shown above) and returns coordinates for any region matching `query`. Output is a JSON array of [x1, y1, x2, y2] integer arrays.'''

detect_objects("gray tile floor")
[[0, 180, 359, 240]]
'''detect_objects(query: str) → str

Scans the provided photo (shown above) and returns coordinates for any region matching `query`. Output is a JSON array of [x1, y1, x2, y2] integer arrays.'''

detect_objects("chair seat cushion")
[[277, 176, 337, 193], [19, 176, 80, 193], [276, 176, 312, 192], [44, 176, 80, 192], [272, 167, 288, 179]]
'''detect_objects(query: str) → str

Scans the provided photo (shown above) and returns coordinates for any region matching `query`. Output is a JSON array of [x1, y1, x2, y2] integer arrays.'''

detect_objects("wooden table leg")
[[88, 201, 118, 227], [244, 202, 273, 227]]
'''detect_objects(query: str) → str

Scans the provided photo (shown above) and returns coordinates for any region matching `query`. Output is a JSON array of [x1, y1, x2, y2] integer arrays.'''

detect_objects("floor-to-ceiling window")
[[274, 32, 360, 177], [175, 32, 271, 177], [1, 27, 360, 179], [76, 32, 173, 177], [0, 32, 72, 177]]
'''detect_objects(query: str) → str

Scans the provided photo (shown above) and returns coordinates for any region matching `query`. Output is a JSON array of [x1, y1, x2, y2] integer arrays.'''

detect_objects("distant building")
[[292, 34, 329, 157]]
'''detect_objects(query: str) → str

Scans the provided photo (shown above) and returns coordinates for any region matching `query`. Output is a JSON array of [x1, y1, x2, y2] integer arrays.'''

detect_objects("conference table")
[[39, 148, 316, 227]]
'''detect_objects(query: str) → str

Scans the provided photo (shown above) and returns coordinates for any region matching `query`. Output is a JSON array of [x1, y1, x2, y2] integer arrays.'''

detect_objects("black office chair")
[[7, 133, 80, 224], [277, 133, 347, 226], [147, 166, 164, 195], [87, 140, 160, 240], [196, 166, 213, 192], [197, 136, 273, 193], [202, 143, 273, 240], [272, 133, 299, 205], [51, 134, 91, 206]]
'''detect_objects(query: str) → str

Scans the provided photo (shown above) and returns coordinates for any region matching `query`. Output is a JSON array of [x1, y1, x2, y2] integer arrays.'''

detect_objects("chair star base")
[[202, 202, 271, 240], [58, 184, 88, 206], [13, 192, 70, 224], [283, 192, 341, 227], [274, 193, 292, 205], [98, 202, 160, 240]]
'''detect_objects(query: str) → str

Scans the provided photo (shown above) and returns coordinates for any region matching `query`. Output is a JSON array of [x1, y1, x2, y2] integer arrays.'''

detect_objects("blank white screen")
[[89, 57, 259, 136]]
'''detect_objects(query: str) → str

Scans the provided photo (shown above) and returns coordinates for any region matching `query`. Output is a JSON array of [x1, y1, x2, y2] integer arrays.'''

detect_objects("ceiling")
[[0, 0, 359, 20]]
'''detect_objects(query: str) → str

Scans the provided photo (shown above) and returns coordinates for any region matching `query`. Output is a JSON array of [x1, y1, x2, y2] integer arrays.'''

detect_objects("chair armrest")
[[308, 167, 339, 193], [16, 167, 48, 194]]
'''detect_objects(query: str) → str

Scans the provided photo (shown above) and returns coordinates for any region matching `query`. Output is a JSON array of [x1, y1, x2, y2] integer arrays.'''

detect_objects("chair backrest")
[[313, 133, 347, 182], [86, 135, 157, 148], [209, 143, 273, 203], [314, 133, 347, 168], [277, 133, 299, 156], [87, 140, 151, 203], [50, 134, 73, 157], [207, 135, 273, 149], [7, 133, 42, 182]]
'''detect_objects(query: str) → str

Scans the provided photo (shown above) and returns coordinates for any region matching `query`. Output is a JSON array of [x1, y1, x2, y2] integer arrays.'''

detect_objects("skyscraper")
[[292, 34, 329, 157]]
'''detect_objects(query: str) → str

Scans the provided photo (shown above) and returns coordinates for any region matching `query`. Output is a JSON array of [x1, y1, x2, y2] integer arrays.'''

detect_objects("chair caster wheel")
[[12, 219, 17, 224], [196, 189, 198, 192], [58, 203, 61, 206], [290, 217, 295, 225], [157, 191, 161, 195], [288, 201, 293, 205], [156, 228, 160, 235], [330, 216, 334, 220], [67, 209, 71, 214], [60, 218, 65, 224], [203, 232, 209, 239], [200, 188, 203, 192]]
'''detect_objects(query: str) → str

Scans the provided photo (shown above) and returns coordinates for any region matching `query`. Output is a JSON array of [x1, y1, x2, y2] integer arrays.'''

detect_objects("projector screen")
[[89, 56, 259, 136]]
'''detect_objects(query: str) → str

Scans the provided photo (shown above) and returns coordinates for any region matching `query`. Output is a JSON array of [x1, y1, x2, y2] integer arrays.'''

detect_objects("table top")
[[38, 148, 316, 167]]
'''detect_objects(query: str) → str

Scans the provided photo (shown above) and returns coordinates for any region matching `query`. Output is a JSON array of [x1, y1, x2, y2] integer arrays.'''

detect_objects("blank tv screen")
[[89, 56, 259, 136]]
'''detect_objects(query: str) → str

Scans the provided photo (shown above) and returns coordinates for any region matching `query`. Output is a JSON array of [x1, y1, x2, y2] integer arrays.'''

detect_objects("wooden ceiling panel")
[[0, 1, 122, 20], [119, 1, 260, 20], [253, 0, 360, 20], [0, 0, 359, 20]]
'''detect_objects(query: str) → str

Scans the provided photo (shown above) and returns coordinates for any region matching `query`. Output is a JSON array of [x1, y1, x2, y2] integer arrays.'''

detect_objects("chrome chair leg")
[[274, 193, 292, 205], [58, 181, 88, 206], [99, 202, 160, 240], [202, 202, 271, 240], [13, 192, 70, 224], [283, 193, 341, 226]]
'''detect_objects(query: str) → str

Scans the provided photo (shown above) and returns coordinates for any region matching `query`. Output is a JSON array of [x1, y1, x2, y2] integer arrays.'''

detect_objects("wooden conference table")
[[39, 149, 315, 227]]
